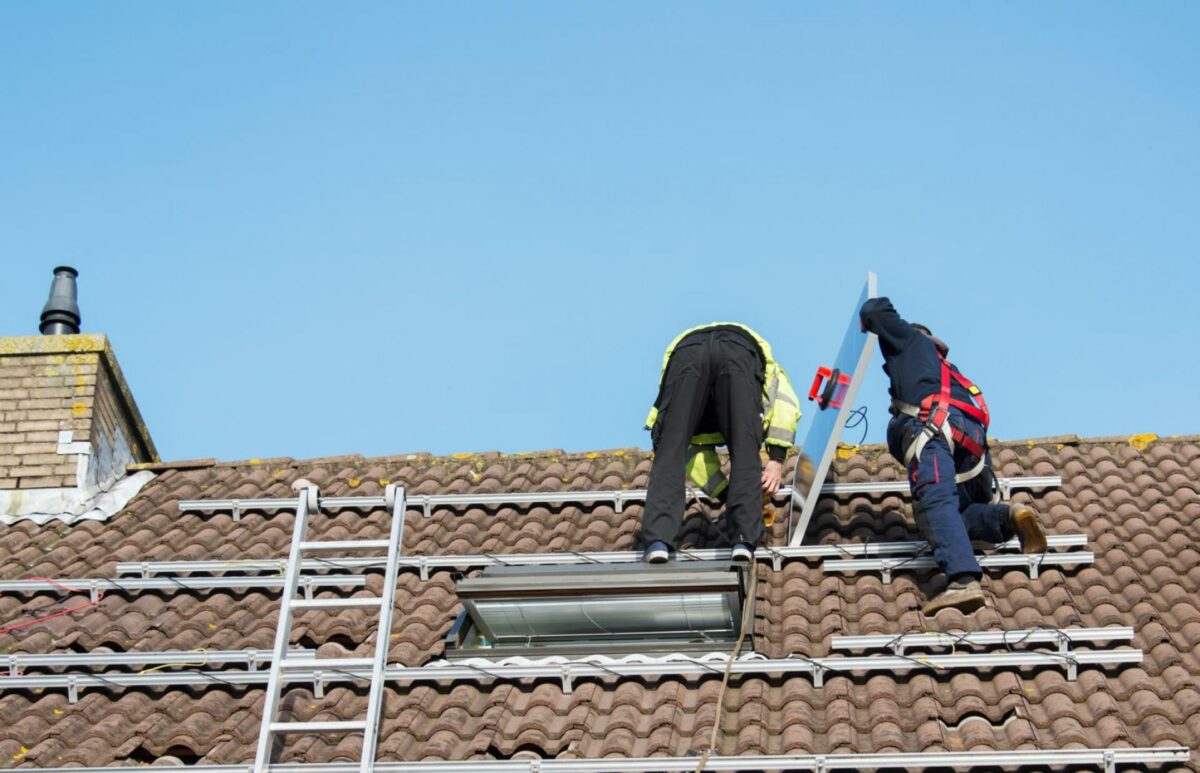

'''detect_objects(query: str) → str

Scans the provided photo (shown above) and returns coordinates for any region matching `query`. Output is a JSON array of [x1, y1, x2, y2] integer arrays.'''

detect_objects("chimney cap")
[[40, 265, 81, 335]]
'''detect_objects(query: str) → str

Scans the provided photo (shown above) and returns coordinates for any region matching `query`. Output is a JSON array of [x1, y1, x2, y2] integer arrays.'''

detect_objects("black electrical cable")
[[844, 406, 870, 446]]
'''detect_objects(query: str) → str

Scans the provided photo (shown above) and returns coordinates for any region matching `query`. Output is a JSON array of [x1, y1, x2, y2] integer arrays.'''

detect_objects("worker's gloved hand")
[[761, 459, 783, 495]]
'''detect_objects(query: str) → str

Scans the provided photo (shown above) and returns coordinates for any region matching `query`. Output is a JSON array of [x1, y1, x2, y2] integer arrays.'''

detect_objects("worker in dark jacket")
[[640, 323, 800, 563], [860, 297, 1047, 615]]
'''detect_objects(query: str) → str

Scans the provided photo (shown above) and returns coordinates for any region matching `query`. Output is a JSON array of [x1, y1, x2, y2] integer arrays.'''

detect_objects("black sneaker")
[[730, 543, 755, 563], [643, 541, 671, 564]]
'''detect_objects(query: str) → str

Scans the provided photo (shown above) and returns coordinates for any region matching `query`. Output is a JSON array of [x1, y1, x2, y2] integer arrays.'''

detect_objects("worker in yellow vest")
[[641, 323, 801, 563]]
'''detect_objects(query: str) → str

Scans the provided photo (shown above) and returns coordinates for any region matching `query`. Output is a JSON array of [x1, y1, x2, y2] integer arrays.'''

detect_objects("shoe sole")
[[1013, 507, 1048, 554], [922, 590, 987, 616], [730, 550, 754, 563], [644, 551, 670, 564]]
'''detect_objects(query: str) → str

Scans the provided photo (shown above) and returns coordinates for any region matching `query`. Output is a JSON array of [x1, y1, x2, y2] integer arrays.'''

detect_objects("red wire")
[[0, 577, 105, 635]]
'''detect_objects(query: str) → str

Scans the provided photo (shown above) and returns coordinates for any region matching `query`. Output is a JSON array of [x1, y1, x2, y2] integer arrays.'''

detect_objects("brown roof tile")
[[0, 437, 1197, 767]]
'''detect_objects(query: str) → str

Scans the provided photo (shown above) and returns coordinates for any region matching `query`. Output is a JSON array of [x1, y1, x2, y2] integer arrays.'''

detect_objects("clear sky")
[[2, 3, 1197, 462]]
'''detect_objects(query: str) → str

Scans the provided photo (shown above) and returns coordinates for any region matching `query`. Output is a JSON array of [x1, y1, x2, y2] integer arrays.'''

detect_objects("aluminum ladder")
[[253, 483, 406, 773]]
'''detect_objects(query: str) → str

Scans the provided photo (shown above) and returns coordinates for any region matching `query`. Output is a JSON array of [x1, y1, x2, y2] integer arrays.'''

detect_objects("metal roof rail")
[[176, 475, 1062, 521], [3, 648, 315, 676], [114, 533, 1088, 580], [14, 746, 1191, 772], [0, 646, 1143, 702], [3, 626, 1122, 676], [824, 550, 1094, 583], [831, 626, 1134, 655], [0, 574, 366, 602]]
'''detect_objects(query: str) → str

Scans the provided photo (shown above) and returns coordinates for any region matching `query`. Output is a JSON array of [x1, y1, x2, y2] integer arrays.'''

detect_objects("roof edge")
[[127, 433, 1199, 475]]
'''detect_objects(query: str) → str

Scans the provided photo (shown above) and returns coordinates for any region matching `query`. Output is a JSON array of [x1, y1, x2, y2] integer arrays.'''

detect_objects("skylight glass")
[[444, 561, 750, 659]]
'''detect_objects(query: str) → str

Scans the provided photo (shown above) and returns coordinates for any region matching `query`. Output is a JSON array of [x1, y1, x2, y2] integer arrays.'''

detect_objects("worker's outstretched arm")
[[761, 366, 800, 495], [859, 296, 921, 355]]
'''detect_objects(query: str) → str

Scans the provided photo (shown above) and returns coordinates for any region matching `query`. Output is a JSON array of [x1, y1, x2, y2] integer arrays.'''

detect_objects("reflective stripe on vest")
[[766, 424, 795, 444], [687, 446, 729, 497], [767, 371, 799, 408]]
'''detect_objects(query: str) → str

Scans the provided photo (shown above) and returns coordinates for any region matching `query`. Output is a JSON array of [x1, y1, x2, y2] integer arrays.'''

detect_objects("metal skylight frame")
[[16, 747, 1192, 773], [0, 644, 1143, 702], [445, 562, 750, 659], [175, 475, 1062, 522], [113, 533, 1089, 580]]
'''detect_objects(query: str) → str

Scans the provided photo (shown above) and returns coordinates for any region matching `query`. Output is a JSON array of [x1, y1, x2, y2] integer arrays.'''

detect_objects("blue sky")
[[2, 3, 1197, 462]]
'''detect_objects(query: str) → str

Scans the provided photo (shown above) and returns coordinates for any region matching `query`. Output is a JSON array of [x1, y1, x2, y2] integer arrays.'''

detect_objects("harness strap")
[[897, 357, 990, 475], [949, 425, 987, 459], [901, 419, 953, 466], [954, 453, 988, 484], [900, 422, 987, 483], [919, 360, 990, 429]]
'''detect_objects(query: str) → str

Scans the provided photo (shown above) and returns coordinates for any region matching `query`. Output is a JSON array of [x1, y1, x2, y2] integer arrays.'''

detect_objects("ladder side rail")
[[359, 487, 406, 772], [253, 492, 312, 773]]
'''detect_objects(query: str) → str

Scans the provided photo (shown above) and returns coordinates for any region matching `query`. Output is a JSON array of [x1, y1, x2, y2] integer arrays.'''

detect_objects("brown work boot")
[[922, 578, 987, 616], [1010, 504, 1048, 554]]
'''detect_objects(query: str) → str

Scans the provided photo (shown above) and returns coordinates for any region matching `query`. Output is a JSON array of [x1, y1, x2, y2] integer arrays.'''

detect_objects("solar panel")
[[787, 272, 878, 546]]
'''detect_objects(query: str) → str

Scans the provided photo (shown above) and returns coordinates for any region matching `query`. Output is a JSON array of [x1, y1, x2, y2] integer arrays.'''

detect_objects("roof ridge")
[[127, 433, 1198, 474]]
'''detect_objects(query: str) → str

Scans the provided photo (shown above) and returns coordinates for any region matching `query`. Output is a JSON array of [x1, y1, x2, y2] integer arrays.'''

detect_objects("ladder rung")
[[289, 597, 383, 610], [299, 539, 391, 552], [269, 720, 367, 734], [279, 657, 374, 670]]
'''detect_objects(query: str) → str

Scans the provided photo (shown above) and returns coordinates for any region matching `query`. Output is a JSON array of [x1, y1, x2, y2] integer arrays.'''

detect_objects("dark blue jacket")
[[859, 297, 974, 409]]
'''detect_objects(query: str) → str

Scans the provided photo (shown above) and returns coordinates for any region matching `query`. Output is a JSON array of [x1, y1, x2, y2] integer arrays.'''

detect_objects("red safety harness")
[[894, 357, 991, 482]]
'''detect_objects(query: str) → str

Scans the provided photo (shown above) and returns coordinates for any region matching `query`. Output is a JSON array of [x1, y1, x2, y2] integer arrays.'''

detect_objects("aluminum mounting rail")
[[831, 626, 1135, 655], [177, 475, 1062, 521], [0, 574, 367, 602], [0, 647, 1143, 702], [18, 745, 1192, 773], [115, 533, 1089, 580], [15, 747, 1192, 773], [824, 550, 1095, 583], [3, 648, 316, 676]]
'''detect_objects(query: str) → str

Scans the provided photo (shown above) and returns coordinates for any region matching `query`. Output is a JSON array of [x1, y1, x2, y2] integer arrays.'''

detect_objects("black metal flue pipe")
[[39, 266, 81, 335]]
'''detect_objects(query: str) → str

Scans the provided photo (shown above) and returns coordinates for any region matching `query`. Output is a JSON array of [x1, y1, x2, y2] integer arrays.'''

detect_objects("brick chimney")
[[0, 335, 158, 490], [0, 269, 159, 522]]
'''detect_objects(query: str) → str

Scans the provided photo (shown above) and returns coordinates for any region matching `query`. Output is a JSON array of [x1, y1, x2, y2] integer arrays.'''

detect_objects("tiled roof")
[[0, 436, 1197, 769]]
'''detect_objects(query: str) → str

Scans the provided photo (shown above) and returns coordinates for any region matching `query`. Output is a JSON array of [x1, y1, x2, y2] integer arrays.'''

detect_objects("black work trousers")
[[641, 329, 766, 549]]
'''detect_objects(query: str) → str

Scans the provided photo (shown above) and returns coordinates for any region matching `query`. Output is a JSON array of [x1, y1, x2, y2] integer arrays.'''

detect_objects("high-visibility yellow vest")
[[644, 323, 801, 496]]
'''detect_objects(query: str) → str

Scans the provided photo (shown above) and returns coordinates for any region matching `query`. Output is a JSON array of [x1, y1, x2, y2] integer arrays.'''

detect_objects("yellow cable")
[[695, 567, 758, 773], [139, 648, 209, 675]]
